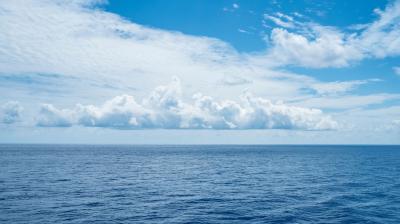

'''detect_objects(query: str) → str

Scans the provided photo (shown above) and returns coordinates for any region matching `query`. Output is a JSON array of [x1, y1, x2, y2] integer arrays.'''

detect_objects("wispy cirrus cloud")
[[292, 94, 400, 110], [309, 79, 381, 96], [264, 12, 296, 29]]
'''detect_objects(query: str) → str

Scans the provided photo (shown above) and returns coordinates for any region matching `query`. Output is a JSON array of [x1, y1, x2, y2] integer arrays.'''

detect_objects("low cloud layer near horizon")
[[3, 78, 338, 130]]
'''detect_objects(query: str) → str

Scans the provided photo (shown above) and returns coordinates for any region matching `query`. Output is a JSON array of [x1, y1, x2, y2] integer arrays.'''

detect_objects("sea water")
[[1, 145, 399, 223]]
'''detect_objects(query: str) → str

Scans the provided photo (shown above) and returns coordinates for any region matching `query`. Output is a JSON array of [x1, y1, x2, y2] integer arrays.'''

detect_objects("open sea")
[[1, 144, 400, 223]]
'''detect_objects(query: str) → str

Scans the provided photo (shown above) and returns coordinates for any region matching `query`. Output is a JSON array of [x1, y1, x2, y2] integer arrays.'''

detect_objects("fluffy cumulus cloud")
[[264, 0, 400, 68], [1, 101, 23, 124], [36, 78, 338, 130], [267, 26, 362, 68]]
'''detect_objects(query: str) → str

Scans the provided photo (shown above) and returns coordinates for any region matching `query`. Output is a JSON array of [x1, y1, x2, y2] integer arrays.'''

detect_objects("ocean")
[[1, 145, 399, 223]]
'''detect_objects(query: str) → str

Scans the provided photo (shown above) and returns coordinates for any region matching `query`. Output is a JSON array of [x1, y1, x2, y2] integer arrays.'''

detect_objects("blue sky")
[[0, 0, 399, 144]]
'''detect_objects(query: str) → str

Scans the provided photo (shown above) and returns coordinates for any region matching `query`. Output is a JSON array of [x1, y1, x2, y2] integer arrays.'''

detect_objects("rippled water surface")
[[1, 145, 400, 223]]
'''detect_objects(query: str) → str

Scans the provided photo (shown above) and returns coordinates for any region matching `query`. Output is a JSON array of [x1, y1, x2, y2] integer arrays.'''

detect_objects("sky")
[[0, 0, 399, 144]]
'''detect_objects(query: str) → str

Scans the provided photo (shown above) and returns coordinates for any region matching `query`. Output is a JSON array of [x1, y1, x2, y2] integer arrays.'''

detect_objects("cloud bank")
[[36, 78, 337, 130]]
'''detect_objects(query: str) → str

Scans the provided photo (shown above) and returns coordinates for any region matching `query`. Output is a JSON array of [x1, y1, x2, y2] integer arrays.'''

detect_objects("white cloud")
[[309, 79, 380, 96], [238, 28, 251, 34], [0, 0, 243, 90], [266, 26, 363, 68], [1, 101, 23, 124], [36, 78, 338, 130], [264, 0, 400, 68], [360, 1, 400, 59], [333, 106, 400, 134], [264, 13, 295, 29], [219, 75, 252, 86], [378, 119, 400, 132], [292, 93, 400, 110], [37, 104, 75, 127], [293, 12, 304, 18], [224, 3, 239, 12]]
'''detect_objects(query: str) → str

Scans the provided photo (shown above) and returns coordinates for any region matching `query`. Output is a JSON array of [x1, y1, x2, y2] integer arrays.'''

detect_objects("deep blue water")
[[1, 145, 400, 224]]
